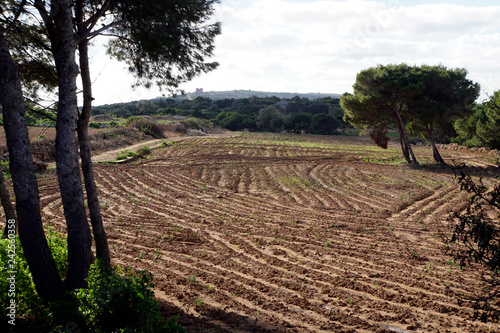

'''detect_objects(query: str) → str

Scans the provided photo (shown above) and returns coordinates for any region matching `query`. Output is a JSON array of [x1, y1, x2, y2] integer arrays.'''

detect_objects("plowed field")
[[39, 133, 500, 332]]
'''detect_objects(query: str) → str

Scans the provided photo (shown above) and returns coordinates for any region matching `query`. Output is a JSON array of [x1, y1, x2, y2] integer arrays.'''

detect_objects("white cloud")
[[88, 0, 500, 105]]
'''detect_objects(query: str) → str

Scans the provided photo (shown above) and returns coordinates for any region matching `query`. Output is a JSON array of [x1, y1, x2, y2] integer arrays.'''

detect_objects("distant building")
[[195, 88, 204, 93]]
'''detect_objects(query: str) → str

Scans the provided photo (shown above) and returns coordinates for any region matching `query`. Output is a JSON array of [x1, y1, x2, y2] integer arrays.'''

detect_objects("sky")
[[87, 0, 500, 105]]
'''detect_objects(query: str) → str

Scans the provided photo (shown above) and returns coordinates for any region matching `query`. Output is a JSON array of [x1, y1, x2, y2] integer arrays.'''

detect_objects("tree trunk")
[[0, 162, 17, 239], [52, 0, 92, 290], [426, 126, 446, 165], [394, 118, 411, 164], [77, 35, 111, 270], [393, 106, 419, 165], [0, 31, 65, 301]]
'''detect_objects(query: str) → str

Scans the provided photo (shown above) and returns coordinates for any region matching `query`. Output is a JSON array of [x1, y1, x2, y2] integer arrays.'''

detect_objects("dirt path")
[[91, 131, 238, 162]]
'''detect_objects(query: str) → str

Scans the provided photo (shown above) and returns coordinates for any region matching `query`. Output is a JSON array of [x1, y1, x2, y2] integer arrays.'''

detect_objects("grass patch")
[[136, 145, 152, 157], [116, 150, 135, 160], [116, 146, 152, 161]]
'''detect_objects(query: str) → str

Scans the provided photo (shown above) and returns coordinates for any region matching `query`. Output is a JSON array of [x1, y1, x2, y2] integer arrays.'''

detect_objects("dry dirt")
[[91, 131, 236, 162], [37, 132, 500, 332]]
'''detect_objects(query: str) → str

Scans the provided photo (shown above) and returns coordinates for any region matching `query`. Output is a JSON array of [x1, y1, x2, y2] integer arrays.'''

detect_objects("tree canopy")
[[341, 63, 479, 165], [341, 64, 420, 165], [106, 0, 221, 92], [454, 91, 500, 150], [405, 65, 479, 164]]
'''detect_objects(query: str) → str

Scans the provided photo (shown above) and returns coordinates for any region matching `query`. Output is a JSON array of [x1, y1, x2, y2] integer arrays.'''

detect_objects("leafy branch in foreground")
[[445, 163, 500, 321]]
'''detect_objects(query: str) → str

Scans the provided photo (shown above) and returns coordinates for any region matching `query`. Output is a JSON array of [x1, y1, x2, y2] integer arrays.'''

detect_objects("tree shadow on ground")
[[158, 300, 294, 333], [408, 163, 499, 179]]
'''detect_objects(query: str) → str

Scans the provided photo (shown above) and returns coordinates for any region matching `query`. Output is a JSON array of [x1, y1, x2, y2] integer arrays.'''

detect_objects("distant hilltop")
[[183, 89, 342, 101]]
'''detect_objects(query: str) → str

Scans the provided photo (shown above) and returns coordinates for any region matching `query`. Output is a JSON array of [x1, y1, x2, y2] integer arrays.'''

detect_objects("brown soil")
[[36, 132, 500, 332], [90, 130, 236, 162]]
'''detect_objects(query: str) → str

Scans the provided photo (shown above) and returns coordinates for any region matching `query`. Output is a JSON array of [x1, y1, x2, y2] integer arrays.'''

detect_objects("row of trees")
[[93, 94, 348, 133], [93, 95, 287, 118], [0, 0, 220, 324], [341, 63, 480, 165], [215, 98, 346, 133]]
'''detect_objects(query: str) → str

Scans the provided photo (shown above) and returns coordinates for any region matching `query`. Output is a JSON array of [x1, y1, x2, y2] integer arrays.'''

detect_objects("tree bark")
[[0, 162, 17, 239], [426, 126, 446, 165], [394, 117, 411, 164], [0, 31, 64, 301], [52, 0, 92, 290], [76, 29, 111, 270], [393, 106, 419, 165]]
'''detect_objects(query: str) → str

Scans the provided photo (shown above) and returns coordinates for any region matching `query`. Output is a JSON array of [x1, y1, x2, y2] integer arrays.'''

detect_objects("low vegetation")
[[0, 229, 185, 332], [116, 145, 152, 161], [453, 91, 500, 150]]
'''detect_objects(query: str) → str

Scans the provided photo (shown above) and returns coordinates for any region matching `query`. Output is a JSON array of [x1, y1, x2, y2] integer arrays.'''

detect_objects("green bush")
[[116, 146, 152, 161], [32, 134, 47, 142], [136, 145, 152, 158], [0, 227, 67, 330], [1, 160, 10, 177], [160, 140, 178, 147], [90, 121, 120, 129], [310, 113, 339, 134], [0, 229, 185, 332], [158, 107, 178, 115], [453, 92, 500, 150], [116, 150, 135, 160], [76, 260, 185, 333], [217, 112, 256, 131]]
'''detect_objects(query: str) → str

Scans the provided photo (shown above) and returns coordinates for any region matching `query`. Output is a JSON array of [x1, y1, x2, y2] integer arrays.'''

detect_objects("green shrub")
[[116, 146, 152, 161], [45, 227, 68, 277], [0, 229, 185, 332], [0, 227, 67, 330], [161, 140, 178, 147], [33, 134, 47, 142], [158, 107, 178, 115], [136, 145, 152, 157], [76, 260, 185, 333], [1, 160, 10, 177], [116, 150, 135, 160]]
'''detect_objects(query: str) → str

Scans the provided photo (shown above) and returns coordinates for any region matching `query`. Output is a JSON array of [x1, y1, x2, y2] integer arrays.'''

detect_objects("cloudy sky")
[[88, 0, 500, 105]]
